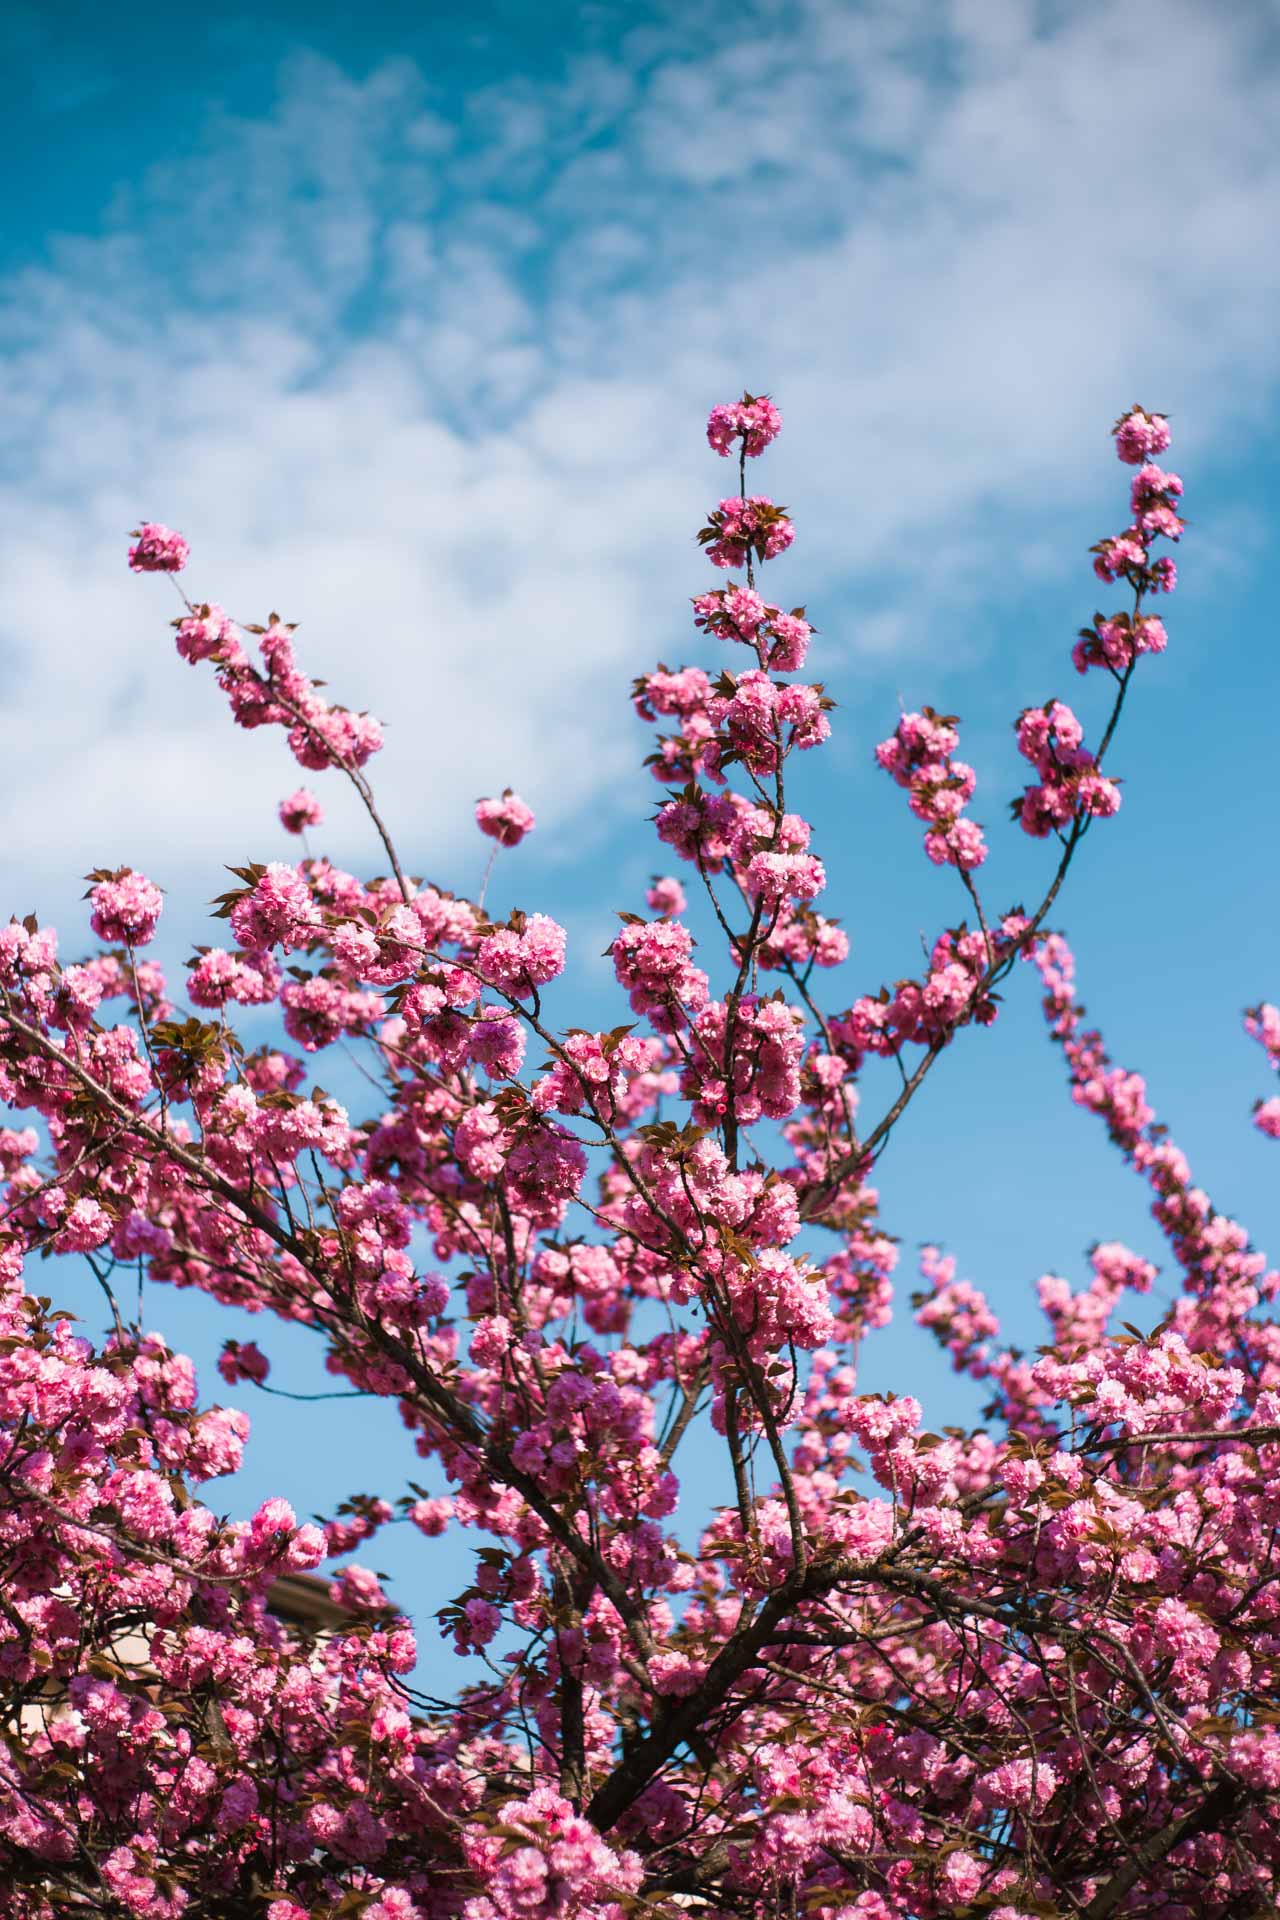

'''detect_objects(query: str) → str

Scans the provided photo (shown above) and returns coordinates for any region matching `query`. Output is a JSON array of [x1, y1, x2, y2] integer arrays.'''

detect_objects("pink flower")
[[768, 611, 812, 672], [128, 521, 189, 572], [188, 945, 281, 1008], [939, 1854, 985, 1903], [977, 1758, 1060, 1813], [52, 1195, 113, 1253], [924, 816, 988, 870], [744, 849, 826, 906], [700, 496, 795, 570], [612, 918, 710, 1027], [462, 1786, 642, 1920], [251, 1495, 297, 1538], [877, 709, 986, 872], [706, 392, 782, 458], [1014, 702, 1119, 839], [88, 868, 164, 946], [475, 790, 536, 847], [228, 862, 314, 951], [467, 1008, 526, 1079], [645, 875, 687, 917], [458, 1596, 501, 1648], [1113, 405, 1172, 464], [409, 1496, 453, 1536], [289, 701, 384, 771], [330, 1564, 391, 1612], [174, 602, 238, 663], [217, 1340, 270, 1386], [278, 788, 323, 834], [477, 913, 566, 997]]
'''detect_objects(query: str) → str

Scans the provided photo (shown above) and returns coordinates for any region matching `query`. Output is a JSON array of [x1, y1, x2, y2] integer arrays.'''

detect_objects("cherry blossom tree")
[[2, 395, 1278, 1919]]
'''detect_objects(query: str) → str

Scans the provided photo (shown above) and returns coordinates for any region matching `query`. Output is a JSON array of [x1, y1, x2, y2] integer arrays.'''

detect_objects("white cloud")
[[2, 0, 1278, 936]]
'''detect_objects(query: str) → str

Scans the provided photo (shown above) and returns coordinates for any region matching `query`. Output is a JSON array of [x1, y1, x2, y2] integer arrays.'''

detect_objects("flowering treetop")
[[2, 395, 1278, 1920]]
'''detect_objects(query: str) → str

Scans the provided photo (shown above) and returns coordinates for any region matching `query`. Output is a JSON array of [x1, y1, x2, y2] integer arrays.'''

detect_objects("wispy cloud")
[[2, 0, 1278, 925]]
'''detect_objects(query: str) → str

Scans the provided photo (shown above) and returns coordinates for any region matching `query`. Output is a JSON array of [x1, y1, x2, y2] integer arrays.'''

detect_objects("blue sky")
[[4, 0, 1279, 1632]]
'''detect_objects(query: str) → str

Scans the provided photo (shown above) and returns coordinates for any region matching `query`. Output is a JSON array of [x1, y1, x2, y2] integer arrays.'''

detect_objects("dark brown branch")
[[1082, 1780, 1244, 1920]]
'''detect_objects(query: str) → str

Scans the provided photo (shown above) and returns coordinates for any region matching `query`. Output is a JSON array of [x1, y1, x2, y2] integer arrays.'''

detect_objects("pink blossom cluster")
[[680, 992, 806, 1124], [752, 900, 849, 974], [477, 910, 567, 998], [1090, 407, 1182, 596], [0, 1290, 455, 1911], [278, 786, 323, 834], [722, 669, 832, 774], [1072, 608, 1168, 674], [169, 600, 385, 777], [1112, 405, 1172, 464], [128, 521, 189, 572], [743, 835, 826, 910], [913, 1244, 1001, 1379], [188, 944, 283, 1009], [228, 861, 316, 950], [632, 662, 830, 788], [475, 789, 536, 847], [698, 496, 795, 570], [611, 915, 709, 1030], [1032, 930, 1279, 1342], [706, 391, 782, 459], [532, 1027, 666, 1124], [463, 1785, 642, 1920], [693, 585, 812, 671], [1128, 459, 1185, 541], [645, 874, 686, 917], [87, 866, 164, 946], [875, 708, 988, 870], [830, 918, 1019, 1068], [1246, 999, 1280, 1138], [1036, 1240, 1156, 1350], [1013, 700, 1121, 837], [454, 1103, 587, 1227], [648, 790, 827, 912]]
